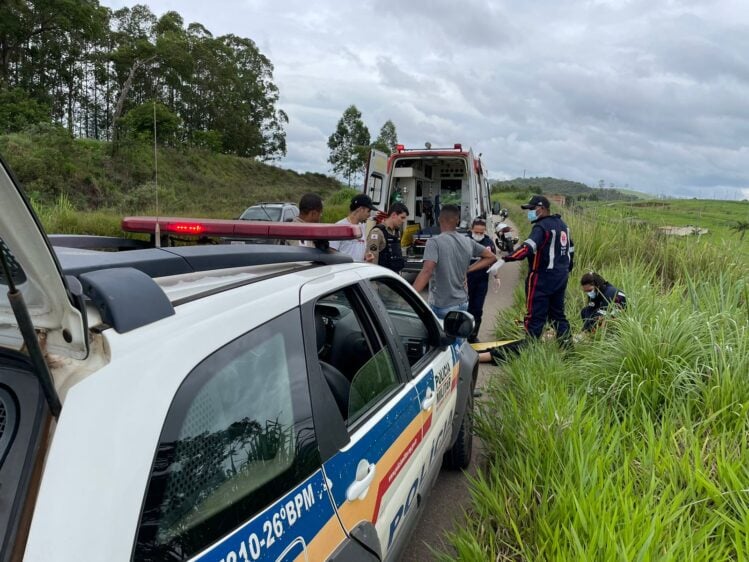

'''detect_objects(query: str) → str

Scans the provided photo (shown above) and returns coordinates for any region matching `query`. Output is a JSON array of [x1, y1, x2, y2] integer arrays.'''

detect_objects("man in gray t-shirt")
[[413, 205, 497, 319]]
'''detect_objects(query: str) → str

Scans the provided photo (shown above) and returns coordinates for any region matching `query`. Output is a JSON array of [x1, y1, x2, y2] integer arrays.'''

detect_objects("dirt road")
[[401, 256, 522, 561]]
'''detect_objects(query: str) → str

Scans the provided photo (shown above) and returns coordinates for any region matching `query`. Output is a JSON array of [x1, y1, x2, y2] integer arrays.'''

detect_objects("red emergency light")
[[121, 217, 362, 240], [395, 144, 405, 152], [171, 222, 205, 235], [453, 143, 462, 150]]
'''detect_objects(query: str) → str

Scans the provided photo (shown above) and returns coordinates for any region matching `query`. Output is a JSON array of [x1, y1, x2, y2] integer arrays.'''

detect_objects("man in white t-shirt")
[[329, 194, 375, 261]]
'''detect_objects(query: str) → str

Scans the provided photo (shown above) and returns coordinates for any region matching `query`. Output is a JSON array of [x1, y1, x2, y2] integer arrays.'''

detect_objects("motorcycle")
[[494, 222, 518, 254]]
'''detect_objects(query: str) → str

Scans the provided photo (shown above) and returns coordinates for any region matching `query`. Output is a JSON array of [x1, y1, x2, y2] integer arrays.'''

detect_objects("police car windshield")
[[240, 206, 282, 222]]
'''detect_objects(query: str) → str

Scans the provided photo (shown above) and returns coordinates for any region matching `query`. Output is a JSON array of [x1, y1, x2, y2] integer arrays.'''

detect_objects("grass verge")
[[443, 206, 749, 561]]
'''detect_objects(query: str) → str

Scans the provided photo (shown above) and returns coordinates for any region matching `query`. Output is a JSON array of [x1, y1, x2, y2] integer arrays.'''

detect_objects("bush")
[[120, 102, 181, 145], [0, 88, 51, 133]]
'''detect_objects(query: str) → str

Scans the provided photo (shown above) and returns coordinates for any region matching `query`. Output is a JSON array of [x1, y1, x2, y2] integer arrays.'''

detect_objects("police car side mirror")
[[443, 310, 475, 339]]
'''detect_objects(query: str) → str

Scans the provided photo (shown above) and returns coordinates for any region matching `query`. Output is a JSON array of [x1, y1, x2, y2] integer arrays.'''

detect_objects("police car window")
[[369, 278, 439, 369], [314, 288, 401, 426], [134, 310, 318, 561]]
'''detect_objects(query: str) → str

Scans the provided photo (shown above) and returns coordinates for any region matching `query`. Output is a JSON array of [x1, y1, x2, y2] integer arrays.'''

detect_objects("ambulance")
[[363, 144, 498, 272]]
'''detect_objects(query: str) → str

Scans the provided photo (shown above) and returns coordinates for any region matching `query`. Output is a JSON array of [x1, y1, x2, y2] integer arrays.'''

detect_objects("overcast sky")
[[103, 0, 749, 199]]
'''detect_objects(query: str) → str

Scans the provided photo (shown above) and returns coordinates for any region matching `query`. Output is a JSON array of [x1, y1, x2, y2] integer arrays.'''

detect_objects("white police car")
[[0, 156, 478, 561]]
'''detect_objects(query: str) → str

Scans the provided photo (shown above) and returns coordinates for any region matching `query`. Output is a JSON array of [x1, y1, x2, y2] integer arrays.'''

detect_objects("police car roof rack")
[[57, 245, 352, 333], [49, 234, 151, 251], [57, 244, 352, 279]]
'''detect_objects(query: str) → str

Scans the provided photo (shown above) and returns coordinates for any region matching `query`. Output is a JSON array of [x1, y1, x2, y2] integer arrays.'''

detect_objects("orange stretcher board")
[[470, 340, 520, 352]]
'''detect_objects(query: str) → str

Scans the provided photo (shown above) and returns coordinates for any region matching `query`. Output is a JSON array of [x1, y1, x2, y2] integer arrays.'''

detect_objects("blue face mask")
[[527, 210, 537, 222], [587, 289, 597, 298]]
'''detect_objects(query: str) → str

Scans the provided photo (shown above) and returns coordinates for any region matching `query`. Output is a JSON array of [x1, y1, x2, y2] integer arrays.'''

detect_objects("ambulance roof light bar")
[[392, 144, 465, 153], [121, 217, 361, 240]]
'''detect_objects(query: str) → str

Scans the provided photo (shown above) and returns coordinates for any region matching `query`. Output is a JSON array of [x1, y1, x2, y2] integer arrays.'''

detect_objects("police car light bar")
[[121, 217, 362, 240]]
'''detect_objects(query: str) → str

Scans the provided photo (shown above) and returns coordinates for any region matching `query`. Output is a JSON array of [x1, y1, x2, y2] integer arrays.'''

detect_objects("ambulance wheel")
[[444, 393, 473, 470]]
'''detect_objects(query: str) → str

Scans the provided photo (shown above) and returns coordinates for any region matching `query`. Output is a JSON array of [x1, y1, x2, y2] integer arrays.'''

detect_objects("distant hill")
[[491, 177, 638, 202], [615, 188, 651, 200], [0, 128, 344, 216]]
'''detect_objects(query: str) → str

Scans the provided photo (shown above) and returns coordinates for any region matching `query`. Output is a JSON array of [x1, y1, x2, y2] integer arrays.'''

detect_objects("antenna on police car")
[[153, 100, 161, 247]]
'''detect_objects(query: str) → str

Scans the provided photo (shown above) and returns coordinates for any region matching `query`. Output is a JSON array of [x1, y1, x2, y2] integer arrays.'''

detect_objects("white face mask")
[[586, 290, 597, 298], [472, 233, 484, 242]]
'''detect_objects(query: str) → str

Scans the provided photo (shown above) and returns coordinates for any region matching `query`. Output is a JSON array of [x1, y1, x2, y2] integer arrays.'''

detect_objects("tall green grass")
[[443, 206, 749, 561]]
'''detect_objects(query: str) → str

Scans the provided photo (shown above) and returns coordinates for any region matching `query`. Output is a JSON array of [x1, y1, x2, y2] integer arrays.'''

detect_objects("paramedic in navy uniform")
[[495, 195, 574, 343]]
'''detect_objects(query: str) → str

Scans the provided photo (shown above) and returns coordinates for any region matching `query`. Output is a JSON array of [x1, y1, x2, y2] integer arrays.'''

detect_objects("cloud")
[[99, 0, 749, 199]]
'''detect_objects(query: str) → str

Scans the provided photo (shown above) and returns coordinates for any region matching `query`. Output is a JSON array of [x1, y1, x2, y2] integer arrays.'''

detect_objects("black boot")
[[468, 319, 481, 344]]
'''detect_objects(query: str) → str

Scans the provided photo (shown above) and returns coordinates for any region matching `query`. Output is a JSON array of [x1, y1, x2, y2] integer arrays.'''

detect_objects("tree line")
[[0, 1, 287, 159], [327, 104, 398, 186]]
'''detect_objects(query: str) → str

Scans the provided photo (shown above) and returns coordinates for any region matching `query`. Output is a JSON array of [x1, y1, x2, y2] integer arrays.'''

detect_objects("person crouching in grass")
[[580, 271, 627, 332]]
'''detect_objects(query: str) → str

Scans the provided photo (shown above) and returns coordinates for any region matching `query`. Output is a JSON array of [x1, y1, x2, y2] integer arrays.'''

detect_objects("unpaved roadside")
[[402, 253, 523, 561]]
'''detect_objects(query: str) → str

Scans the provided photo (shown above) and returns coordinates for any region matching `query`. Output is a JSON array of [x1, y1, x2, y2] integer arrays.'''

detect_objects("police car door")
[[129, 309, 354, 562], [360, 274, 459, 556], [300, 274, 426, 560]]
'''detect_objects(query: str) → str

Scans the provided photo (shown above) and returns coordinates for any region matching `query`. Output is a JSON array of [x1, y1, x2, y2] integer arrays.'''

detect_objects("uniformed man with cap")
[[365, 203, 409, 272], [491, 194, 575, 344]]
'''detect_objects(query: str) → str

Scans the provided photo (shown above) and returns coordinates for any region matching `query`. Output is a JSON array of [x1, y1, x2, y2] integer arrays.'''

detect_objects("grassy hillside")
[[0, 127, 343, 216], [616, 187, 652, 199]]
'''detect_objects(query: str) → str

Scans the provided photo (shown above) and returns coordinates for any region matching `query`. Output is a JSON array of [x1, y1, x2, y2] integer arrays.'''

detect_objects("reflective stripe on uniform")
[[547, 229, 556, 269], [524, 238, 537, 252]]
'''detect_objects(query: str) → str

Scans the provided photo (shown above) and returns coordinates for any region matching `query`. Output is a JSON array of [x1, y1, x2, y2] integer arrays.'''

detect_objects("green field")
[[580, 198, 749, 256], [443, 197, 749, 561]]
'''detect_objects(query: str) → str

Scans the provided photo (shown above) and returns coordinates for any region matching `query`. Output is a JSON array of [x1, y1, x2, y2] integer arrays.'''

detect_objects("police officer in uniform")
[[366, 203, 409, 273], [495, 195, 574, 343]]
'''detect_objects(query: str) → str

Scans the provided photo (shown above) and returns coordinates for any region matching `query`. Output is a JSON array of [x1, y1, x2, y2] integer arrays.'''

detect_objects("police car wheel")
[[443, 392, 473, 470]]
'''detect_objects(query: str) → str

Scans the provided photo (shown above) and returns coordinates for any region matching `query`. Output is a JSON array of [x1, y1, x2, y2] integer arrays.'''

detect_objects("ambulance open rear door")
[[363, 149, 390, 211]]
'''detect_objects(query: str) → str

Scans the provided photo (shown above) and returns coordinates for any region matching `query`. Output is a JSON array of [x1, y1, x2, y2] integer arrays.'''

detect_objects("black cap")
[[351, 194, 375, 210], [521, 195, 550, 209]]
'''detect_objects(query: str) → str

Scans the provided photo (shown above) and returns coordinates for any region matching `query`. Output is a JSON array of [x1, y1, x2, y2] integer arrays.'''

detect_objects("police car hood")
[[0, 157, 87, 359]]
